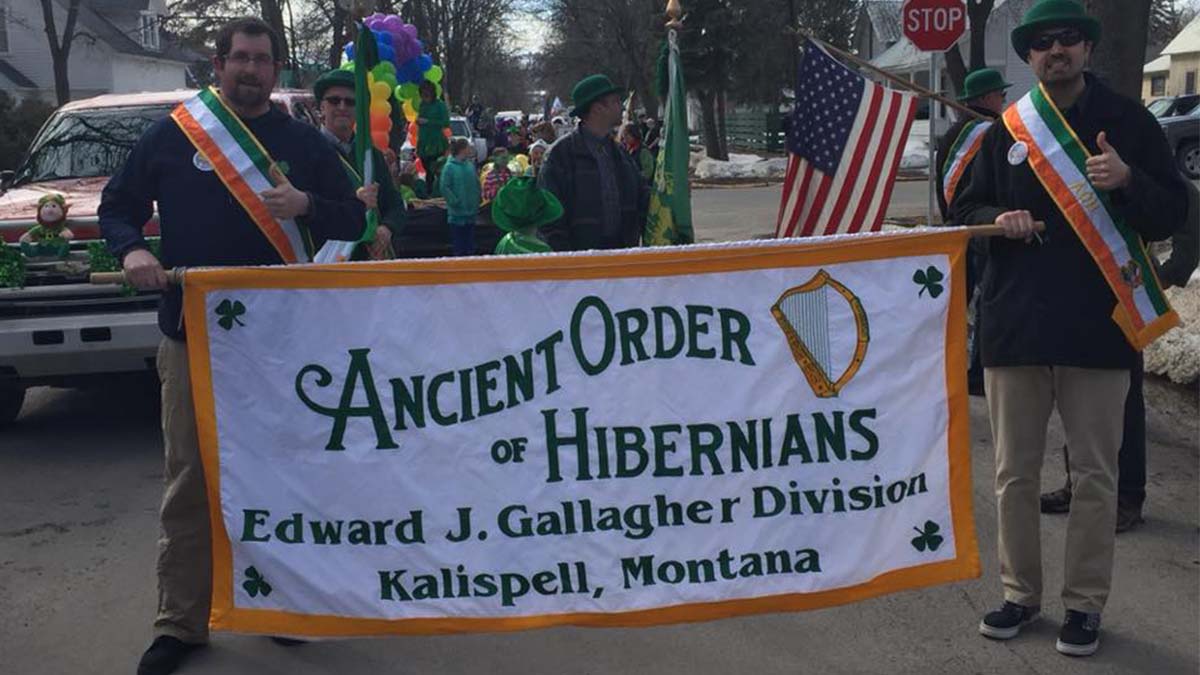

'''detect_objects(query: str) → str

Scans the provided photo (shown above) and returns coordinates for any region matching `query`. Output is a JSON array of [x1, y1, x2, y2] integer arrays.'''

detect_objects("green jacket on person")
[[417, 99, 450, 159]]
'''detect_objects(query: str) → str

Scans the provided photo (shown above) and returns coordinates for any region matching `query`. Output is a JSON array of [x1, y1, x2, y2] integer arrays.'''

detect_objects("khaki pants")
[[985, 366, 1129, 615], [154, 337, 211, 643]]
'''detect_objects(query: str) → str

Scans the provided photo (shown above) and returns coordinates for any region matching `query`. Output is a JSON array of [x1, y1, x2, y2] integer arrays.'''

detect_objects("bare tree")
[[944, 0, 995, 96], [40, 0, 83, 106], [537, 0, 663, 117], [1085, 0, 1152, 100]]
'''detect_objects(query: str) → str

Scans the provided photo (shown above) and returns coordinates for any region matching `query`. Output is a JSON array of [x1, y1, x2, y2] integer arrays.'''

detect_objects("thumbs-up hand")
[[260, 163, 311, 219], [1085, 131, 1131, 191]]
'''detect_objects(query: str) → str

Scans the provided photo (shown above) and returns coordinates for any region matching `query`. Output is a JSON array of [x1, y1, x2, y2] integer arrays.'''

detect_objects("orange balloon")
[[372, 130, 389, 149], [443, 127, 451, 139]]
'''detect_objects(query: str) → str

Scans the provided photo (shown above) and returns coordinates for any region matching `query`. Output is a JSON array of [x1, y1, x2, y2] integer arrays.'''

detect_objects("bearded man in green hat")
[[952, 0, 1189, 657], [537, 74, 649, 251], [313, 68, 405, 259]]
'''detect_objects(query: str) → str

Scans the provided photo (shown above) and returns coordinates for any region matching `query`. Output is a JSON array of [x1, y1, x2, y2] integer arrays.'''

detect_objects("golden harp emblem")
[[770, 269, 871, 398]]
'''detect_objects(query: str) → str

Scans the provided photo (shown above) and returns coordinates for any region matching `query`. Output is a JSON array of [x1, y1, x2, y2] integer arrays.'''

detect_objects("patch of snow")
[[1145, 278, 1200, 385], [694, 153, 789, 180]]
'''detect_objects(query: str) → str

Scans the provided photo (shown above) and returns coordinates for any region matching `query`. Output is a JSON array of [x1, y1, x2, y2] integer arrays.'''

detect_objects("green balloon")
[[399, 83, 419, 101], [425, 64, 443, 83], [340, 61, 354, 72]]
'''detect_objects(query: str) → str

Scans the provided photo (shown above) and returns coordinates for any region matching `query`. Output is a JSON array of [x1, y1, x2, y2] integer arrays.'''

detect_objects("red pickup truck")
[[0, 89, 319, 425]]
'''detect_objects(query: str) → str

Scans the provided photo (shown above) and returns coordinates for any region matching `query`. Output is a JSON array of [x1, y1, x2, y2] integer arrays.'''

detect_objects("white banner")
[[184, 230, 978, 636]]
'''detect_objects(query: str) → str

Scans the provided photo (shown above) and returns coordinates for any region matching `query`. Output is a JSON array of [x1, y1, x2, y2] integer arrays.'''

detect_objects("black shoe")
[[1116, 501, 1145, 533], [1040, 485, 1072, 514], [1056, 610, 1101, 656], [979, 601, 1040, 639], [269, 636, 307, 647], [137, 636, 204, 675]]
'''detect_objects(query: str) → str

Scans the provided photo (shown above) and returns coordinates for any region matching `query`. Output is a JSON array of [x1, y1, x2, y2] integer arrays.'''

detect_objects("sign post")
[[902, 0, 967, 225]]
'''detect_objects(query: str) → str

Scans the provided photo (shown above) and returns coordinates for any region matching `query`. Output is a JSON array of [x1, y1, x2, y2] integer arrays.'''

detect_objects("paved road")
[[1, 197, 1197, 674], [692, 180, 933, 243]]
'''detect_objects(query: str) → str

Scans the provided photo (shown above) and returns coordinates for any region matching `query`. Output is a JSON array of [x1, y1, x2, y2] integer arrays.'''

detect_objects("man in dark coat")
[[952, 0, 1188, 658], [537, 74, 649, 251], [100, 19, 365, 675], [936, 68, 1011, 221], [937, 68, 1012, 394], [1040, 179, 1199, 529]]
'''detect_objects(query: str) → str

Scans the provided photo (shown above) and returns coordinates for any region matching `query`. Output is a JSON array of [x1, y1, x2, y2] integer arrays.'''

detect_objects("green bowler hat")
[[1011, 0, 1101, 62], [569, 74, 622, 118], [958, 68, 1012, 101], [491, 176, 564, 233], [313, 69, 356, 101]]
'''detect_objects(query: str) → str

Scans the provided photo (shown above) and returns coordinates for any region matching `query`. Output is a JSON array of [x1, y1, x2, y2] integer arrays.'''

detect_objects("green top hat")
[[569, 74, 622, 118], [491, 176, 564, 233], [1011, 0, 1101, 62], [958, 68, 1012, 101], [313, 69, 355, 101]]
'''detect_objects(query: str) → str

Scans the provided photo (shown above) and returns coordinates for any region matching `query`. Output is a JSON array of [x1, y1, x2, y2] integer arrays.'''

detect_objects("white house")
[[0, 0, 199, 103], [857, 0, 1039, 132], [1143, 14, 1200, 100]]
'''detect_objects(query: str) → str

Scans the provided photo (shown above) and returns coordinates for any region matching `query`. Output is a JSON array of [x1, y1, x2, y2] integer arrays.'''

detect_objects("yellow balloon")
[[371, 81, 391, 101], [371, 100, 390, 117]]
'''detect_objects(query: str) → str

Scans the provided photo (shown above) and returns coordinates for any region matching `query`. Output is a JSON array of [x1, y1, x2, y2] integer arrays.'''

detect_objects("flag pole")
[[795, 31, 989, 122]]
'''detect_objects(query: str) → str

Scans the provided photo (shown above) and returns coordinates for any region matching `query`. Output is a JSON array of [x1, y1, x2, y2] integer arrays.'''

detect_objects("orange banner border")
[[184, 230, 979, 636]]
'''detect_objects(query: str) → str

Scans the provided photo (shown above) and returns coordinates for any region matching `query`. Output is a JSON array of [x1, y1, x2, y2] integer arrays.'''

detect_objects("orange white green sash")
[[171, 87, 311, 264], [941, 119, 991, 205], [1002, 84, 1179, 350]]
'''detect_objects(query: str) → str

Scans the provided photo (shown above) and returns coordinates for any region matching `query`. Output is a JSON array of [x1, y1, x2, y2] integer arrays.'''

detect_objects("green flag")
[[644, 33, 693, 246], [352, 22, 379, 241]]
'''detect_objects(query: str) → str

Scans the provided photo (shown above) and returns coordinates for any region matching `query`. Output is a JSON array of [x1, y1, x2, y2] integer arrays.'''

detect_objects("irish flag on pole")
[[643, 32, 693, 246]]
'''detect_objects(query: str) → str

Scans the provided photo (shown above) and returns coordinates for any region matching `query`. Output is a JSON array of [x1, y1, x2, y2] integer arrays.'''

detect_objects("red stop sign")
[[902, 0, 967, 52]]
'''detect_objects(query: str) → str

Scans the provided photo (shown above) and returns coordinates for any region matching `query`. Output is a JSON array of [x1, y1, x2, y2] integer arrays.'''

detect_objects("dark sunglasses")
[[323, 96, 356, 108], [1029, 28, 1084, 52]]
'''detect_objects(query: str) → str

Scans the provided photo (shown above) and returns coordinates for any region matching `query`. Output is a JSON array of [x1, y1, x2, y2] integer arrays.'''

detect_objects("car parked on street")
[[1157, 103, 1200, 179]]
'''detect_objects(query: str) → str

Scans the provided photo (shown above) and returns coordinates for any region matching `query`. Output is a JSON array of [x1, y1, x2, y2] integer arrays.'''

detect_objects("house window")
[[140, 11, 159, 50], [1151, 76, 1167, 97], [1187, 71, 1197, 96], [0, 1, 9, 54]]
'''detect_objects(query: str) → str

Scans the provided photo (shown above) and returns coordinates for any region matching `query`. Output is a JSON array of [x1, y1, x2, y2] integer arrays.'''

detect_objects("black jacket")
[[935, 104, 998, 222], [99, 105, 365, 339], [952, 74, 1189, 369], [537, 127, 650, 251]]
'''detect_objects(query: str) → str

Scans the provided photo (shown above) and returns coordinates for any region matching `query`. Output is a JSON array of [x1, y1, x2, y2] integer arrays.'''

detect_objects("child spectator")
[[439, 137, 481, 256]]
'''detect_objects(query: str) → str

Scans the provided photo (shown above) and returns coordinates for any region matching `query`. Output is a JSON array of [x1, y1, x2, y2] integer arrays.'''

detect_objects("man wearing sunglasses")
[[314, 68, 405, 259], [952, 0, 1189, 658]]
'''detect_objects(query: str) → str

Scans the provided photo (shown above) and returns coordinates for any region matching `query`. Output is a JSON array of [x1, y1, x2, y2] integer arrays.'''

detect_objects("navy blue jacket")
[[99, 105, 364, 339]]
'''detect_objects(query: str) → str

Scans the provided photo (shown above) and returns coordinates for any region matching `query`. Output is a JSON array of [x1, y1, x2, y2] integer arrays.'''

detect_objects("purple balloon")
[[382, 15, 403, 32], [403, 24, 418, 39]]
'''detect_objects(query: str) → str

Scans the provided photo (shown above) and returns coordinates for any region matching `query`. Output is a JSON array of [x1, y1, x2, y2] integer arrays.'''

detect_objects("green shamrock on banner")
[[911, 520, 944, 552], [243, 566, 272, 597], [913, 266, 945, 299], [215, 299, 247, 331]]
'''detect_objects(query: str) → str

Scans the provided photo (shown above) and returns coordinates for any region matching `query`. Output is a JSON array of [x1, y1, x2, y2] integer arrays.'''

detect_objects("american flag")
[[776, 41, 918, 238]]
